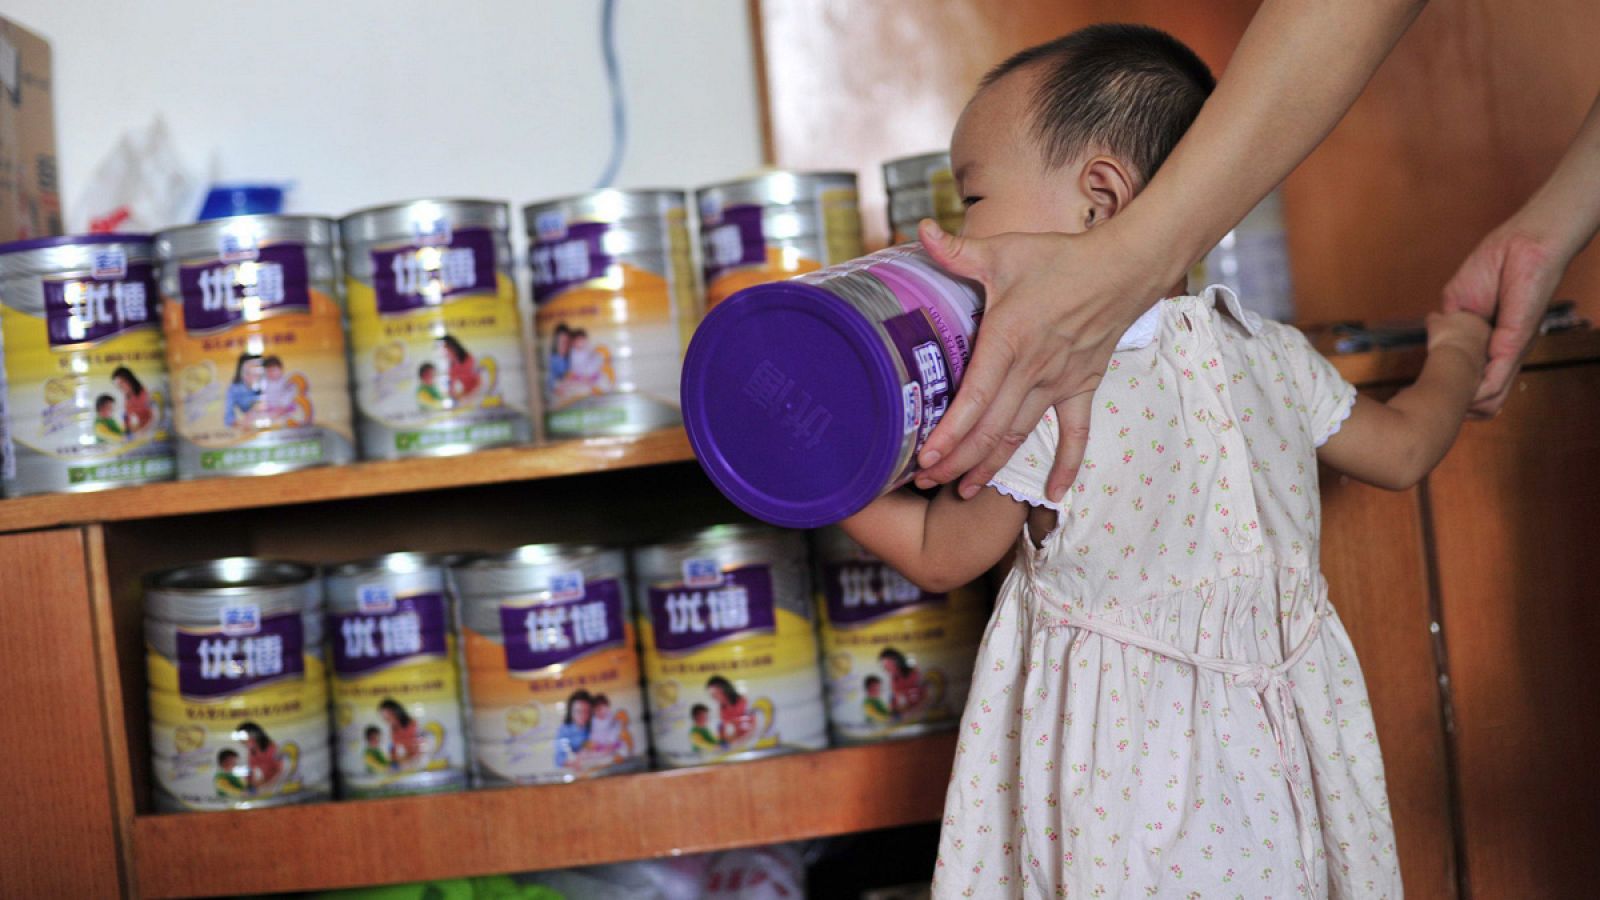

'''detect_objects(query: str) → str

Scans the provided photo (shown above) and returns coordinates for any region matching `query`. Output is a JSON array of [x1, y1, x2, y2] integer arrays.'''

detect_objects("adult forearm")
[[1120, 0, 1430, 288], [1516, 91, 1600, 261]]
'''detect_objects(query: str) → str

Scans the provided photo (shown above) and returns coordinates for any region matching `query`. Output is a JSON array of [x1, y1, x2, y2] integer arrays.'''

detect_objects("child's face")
[[693, 709, 708, 725], [866, 681, 881, 697], [420, 368, 435, 384], [366, 731, 380, 746], [266, 364, 283, 380], [951, 67, 1094, 241], [98, 401, 115, 416]]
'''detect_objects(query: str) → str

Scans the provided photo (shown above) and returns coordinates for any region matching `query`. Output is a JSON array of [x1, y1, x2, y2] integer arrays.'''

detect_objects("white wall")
[[7, 0, 765, 230]]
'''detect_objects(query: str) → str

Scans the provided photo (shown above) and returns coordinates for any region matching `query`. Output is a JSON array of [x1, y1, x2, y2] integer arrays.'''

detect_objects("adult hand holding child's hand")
[[913, 219, 1160, 504]]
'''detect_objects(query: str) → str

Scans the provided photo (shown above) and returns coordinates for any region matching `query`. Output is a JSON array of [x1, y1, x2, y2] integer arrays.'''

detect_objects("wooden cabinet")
[[3, 334, 1596, 897]]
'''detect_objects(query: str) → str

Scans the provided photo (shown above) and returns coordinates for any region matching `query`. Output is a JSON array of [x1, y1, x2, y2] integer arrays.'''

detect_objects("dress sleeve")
[[1274, 324, 1358, 447], [985, 408, 1065, 511]]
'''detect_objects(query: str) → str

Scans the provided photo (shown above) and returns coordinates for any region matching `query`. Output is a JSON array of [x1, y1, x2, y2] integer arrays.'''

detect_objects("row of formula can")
[[142, 524, 989, 812], [0, 155, 962, 498]]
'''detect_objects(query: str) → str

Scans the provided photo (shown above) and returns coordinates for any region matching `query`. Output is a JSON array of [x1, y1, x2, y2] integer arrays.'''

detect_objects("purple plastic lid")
[[0, 233, 154, 256], [682, 283, 905, 528]]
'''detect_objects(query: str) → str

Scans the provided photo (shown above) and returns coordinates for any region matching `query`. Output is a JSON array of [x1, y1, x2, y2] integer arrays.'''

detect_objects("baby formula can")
[[524, 190, 697, 438], [696, 171, 863, 309], [324, 552, 468, 798], [632, 525, 826, 768], [156, 215, 355, 478], [882, 151, 965, 245], [340, 199, 533, 458], [144, 558, 332, 811], [812, 528, 986, 743], [681, 245, 984, 527], [453, 545, 647, 785], [0, 235, 176, 496]]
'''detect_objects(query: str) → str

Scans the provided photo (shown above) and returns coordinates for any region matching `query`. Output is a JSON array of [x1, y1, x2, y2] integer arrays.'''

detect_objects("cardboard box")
[[0, 16, 60, 241]]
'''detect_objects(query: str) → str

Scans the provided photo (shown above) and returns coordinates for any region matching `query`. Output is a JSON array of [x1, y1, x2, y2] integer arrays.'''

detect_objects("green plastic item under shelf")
[[312, 874, 566, 900]]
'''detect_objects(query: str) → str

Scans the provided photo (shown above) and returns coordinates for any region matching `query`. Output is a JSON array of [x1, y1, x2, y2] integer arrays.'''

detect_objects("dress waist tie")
[[1045, 589, 1327, 882]]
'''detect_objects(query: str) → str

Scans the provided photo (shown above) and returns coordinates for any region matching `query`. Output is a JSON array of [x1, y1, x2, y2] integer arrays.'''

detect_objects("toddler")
[[842, 24, 1488, 899], [259, 356, 297, 421]]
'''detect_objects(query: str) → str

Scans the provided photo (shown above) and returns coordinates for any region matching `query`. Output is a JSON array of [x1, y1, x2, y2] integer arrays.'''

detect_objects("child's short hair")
[[983, 23, 1215, 183], [95, 394, 115, 412], [418, 362, 435, 378], [263, 355, 283, 369], [217, 748, 238, 765], [864, 675, 883, 690], [691, 703, 709, 717], [364, 725, 381, 740]]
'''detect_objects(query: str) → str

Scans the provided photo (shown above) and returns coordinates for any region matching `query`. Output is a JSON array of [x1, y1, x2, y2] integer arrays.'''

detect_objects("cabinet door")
[[1429, 362, 1600, 900], [1320, 472, 1458, 899], [0, 527, 125, 896]]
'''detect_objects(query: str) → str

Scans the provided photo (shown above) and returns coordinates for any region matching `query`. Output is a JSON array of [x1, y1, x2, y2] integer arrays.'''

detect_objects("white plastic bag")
[[70, 117, 209, 233]]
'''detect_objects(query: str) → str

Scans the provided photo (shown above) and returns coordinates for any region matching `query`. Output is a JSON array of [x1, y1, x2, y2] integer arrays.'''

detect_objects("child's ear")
[[1080, 156, 1136, 228]]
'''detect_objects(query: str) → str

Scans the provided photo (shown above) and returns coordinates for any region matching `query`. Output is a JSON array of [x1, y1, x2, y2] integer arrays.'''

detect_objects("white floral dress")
[[933, 287, 1400, 899]]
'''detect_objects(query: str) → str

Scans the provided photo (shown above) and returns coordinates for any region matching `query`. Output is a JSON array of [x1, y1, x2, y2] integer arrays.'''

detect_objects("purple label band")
[[500, 579, 627, 673], [646, 565, 777, 656], [371, 228, 499, 315], [175, 612, 307, 699], [42, 263, 158, 347], [699, 204, 767, 287], [178, 244, 313, 334], [823, 561, 945, 627], [866, 256, 974, 386], [881, 308, 952, 482], [330, 593, 450, 676], [529, 220, 617, 304]]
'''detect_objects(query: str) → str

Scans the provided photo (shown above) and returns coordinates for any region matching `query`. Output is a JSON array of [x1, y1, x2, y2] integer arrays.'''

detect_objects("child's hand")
[[1425, 310, 1491, 364]]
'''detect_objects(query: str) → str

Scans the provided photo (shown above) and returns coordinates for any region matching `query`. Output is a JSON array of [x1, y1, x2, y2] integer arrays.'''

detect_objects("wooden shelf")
[[131, 733, 955, 898], [1325, 326, 1599, 388], [0, 428, 695, 534]]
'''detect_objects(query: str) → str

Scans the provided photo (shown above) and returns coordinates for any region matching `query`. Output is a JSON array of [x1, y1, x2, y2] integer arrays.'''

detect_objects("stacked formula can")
[[339, 200, 534, 458], [144, 558, 333, 811], [696, 172, 864, 310], [453, 544, 649, 784], [883, 151, 965, 244], [155, 215, 355, 478], [0, 234, 176, 496], [524, 190, 698, 438], [324, 552, 469, 798], [632, 525, 828, 768]]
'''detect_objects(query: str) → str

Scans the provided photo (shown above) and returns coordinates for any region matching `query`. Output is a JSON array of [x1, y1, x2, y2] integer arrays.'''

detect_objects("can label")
[[163, 242, 352, 474], [329, 590, 466, 797], [817, 561, 986, 742], [148, 610, 330, 810], [532, 214, 693, 437], [464, 577, 646, 784], [346, 228, 530, 455], [0, 260, 174, 492], [701, 190, 862, 309], [641, 563, 826, 767]]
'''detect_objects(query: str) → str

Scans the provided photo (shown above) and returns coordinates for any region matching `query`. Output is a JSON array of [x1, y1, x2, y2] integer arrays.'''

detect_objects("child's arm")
[[841, 486, 1031, 593], [1318, 311, 1491, 490]]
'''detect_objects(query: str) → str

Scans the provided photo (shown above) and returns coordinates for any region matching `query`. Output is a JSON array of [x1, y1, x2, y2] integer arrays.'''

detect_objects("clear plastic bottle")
[[1201, 189, 1294, 321]]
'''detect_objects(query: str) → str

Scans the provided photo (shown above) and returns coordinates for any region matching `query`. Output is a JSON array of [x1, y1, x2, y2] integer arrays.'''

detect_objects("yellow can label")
[[147, 610, 330, 810], [346, 229, 530, 453], [817, 559, 986, 741], [640, 563, 826, 766], [0, 259, 174, 490], [329, 590, 466, 796]]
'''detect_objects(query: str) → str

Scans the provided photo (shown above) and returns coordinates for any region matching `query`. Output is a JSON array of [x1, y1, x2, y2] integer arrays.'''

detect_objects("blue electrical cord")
[[595, 0, 627, 189]]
